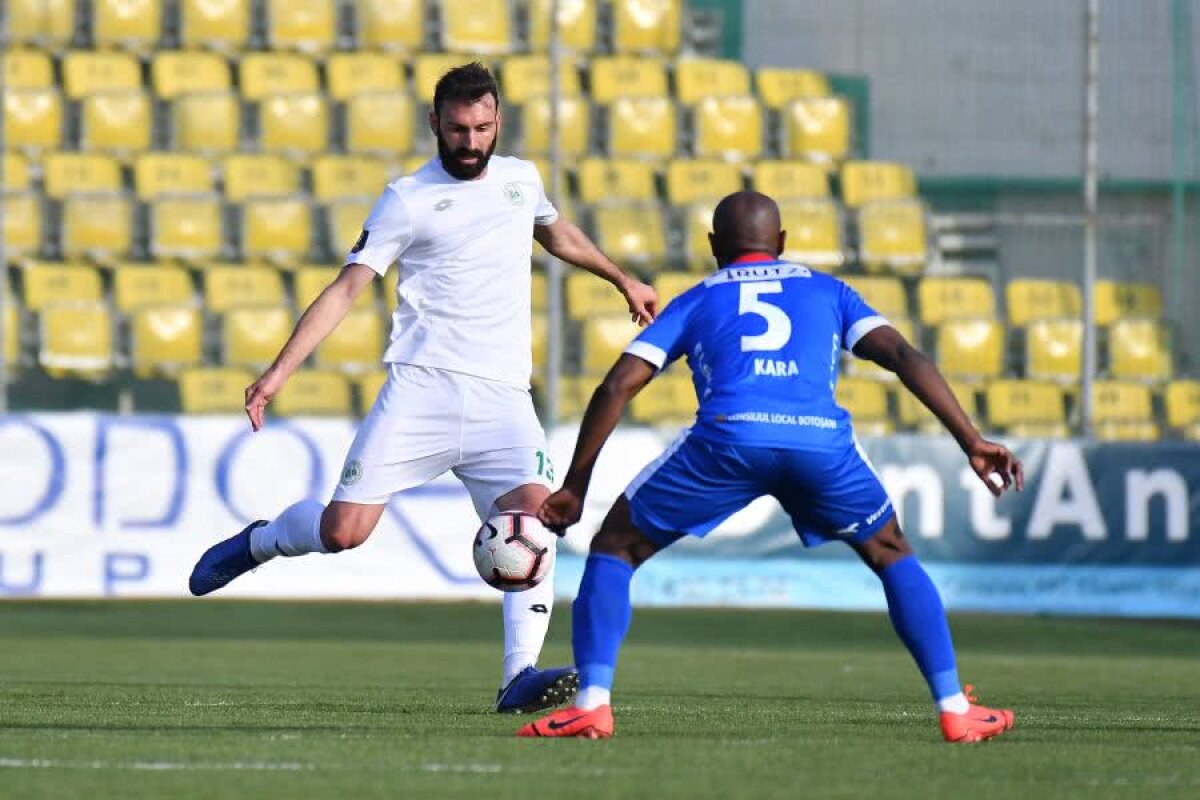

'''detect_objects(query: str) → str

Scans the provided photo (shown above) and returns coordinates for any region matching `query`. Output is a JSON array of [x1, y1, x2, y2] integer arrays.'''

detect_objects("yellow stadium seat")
[[265, 0, 336, 53], [221, 154, 300, 200], [840, 161, 917, 208], [778, 199, 844, 269], [588, 56, 668, 104], [274, 370, 353, 416], [21, 262, 103, 310], [3, 49, 55, 88], [582, 315, 639, 373], [39, 303, 114, 377], [566, 272, 629, 318], [439, 0, 513, 54], [693, 96, 763, 161], [179, 367, 255, 414], [414, 54, 487, 105], [4, 88, 63, 152], [530, 270, 547, 312], [985, 379, 1067, 432], [1025, 319, 1082, 383], [631, 371, 697, 424], [315, 308, 384, 372], [130, 306, 203, 377], [681, 202, 717, 269], [311, 156, 389, 201], [112, 265, 194, 311], [61, 193, 132, 260], [2, 193, 42, 259], [179, 0, 250, 50], [62, 51, 142, 99], [381, 268, 399, 309], [1094, 280, 1162, 325], [664, 159, 741, 205], [896, 379, 977, 434], [576, 158, 657, 204], [530, 311, 547, 371], [592, 205, 667, 268], [845, 318, 914, 382], [241, 198, 312, 264], [294, 266, 376, 310], [4, 303, 18, 365], [326, 53, 405, 101], [133, 153, 213, 199], [783, 97, 851, 166], [205, 265, 286, 312], [917, 277, 997, 326], [654, 272, 698, 308], [841, 275, 909, 320], [529, 0, 597, 52], [756, 67, 831, 110], [3, 153, 32, 192], [222, 306, 293, 367], [1108, 319, 1171, 382], [500, 55, 581, 105], [171, 92, 241, 154], [675, 59, 750, 105], [1005, 279, 1081, 327], [238, 53, 319, 101], [522, 96, 590, 156], [149, 195, 223, 261], [835, 377, 893, 435], [857, 199, 928, 275], [935, 319, 1005, 381], [258, 93, 329, 157], [344, 92, 415, 156], [1165, 380, 1200, 430], [92, 0, 161, 52], [751, 161, 829, 201], [326, 198, 375, 255], [1092, 380, 1158, 441], [42, 152, 122, 199], [8, 0, 76, 47], [612, 0, 680, 54], [354, 369, 387, 414], [150, 51, 231, 99], [609, 97, 676, 159], [355, 0, 424, 52], [546, 375, 596, 419], [80, 90, 152, 155]]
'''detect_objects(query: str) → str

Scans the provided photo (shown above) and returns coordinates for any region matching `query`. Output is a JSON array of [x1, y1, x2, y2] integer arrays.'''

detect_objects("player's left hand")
[[538, 486, 585, 534], [967, 438, 1024, 497], [621, 279, 658, 326]]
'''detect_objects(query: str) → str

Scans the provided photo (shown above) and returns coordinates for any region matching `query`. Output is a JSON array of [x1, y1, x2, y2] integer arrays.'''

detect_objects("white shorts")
[[332, 364, 552, 519]]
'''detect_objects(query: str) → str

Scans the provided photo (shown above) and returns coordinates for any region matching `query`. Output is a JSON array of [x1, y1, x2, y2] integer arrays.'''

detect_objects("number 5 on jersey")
[[739, 281, 792, 352]]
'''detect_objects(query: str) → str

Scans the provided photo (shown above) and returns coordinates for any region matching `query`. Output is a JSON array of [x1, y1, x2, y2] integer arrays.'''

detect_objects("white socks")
[[501, 561, 556, 686], [249, 499, 328, 563], [937, 692, 970, 714], [575, 686, 611, 711]]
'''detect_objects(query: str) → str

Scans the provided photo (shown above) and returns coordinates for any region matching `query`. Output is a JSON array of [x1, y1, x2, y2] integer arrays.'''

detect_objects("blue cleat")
[[188, 521, 267, 596], [495, 666, 579, 714]]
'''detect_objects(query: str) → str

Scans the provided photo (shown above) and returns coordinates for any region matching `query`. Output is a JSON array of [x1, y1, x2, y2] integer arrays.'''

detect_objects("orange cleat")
[[516, 704, 614, 739], [940, 685, 1015, 743]]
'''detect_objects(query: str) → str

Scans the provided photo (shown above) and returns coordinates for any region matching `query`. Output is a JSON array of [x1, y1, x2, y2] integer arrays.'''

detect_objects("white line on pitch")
[[0, 757, 313, 771]]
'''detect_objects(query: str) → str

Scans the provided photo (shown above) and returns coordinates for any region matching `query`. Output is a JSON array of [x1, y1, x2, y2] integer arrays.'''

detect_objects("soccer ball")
[[472, 511, 556, 592]]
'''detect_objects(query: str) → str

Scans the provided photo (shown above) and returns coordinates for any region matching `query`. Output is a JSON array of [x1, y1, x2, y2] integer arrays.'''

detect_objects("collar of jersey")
[[723, 252, 783, 268]]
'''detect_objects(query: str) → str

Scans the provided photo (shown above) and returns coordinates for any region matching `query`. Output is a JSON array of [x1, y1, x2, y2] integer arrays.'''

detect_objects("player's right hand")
[[621, 279, 659, 326], [966, 438, 1024, 497], [244, 369, 287, 432], [537, 486, 585, 534]]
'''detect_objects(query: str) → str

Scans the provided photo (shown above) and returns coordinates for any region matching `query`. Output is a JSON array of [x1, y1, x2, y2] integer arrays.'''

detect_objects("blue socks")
[[879, 556, 961, 703], [573, 553, 635, 692]]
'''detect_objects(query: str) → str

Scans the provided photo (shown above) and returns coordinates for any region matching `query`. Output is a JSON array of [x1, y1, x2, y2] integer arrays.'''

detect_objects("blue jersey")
[[626, 259, 887, 450]]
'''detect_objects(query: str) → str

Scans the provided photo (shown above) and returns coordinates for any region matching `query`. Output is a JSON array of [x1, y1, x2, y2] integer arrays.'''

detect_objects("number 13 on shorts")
[[535, 449, 555, 482]]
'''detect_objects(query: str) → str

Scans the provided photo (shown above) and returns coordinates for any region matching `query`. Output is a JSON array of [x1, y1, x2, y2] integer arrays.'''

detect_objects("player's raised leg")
[[849, 518, 1014, 743]]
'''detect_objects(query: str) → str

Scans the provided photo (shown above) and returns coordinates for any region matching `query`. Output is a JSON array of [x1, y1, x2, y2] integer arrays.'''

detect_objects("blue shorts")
[[625, 432, 894, 549]]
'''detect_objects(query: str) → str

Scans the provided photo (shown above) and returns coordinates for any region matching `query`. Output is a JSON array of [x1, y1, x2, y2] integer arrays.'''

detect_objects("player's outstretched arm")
[[533, 218, 658, 325], [852, 325, 1024, 497], [539, 354, 657, 531], [244, 264, 377, 431]]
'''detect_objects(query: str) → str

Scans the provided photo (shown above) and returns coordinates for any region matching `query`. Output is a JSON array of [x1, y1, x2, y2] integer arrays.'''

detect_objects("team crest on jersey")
[[503, 182, 525, 206], [350, 229, 369, 253], [434, 198, 454, 211], [340, 459, 363, 486]]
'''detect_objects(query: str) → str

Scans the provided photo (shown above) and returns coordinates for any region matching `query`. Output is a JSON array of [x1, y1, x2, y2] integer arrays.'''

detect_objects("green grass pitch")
[[1, 601, 1198, 799]]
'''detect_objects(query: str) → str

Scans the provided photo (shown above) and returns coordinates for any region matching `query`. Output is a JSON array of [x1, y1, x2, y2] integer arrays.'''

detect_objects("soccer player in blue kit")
[[518, 191, 1024, 742]]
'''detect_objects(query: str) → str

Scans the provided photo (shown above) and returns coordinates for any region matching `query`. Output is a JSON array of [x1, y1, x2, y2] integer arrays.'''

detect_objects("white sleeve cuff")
[[845, 315, 890, 351], [624, 340, 668, 369], [343, 249, 392, 276]]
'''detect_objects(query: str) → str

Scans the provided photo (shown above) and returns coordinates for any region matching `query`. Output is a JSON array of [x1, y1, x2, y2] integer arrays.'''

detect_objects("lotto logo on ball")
[[472, 512, 556, 592]]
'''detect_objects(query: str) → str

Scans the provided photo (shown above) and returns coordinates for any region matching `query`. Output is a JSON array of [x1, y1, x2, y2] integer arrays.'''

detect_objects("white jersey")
[[345, 155, 558, 388]]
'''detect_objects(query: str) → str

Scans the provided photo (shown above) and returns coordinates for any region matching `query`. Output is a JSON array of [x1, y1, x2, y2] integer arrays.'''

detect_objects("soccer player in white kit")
[[189, 63, 658, 713]]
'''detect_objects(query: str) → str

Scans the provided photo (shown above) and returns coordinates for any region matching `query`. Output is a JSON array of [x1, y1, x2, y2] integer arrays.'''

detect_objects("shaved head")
[[709, 191, 786, 266]]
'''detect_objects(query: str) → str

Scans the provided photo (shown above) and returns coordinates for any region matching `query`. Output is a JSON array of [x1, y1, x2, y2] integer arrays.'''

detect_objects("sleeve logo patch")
[[351, 229, 369, 253]]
